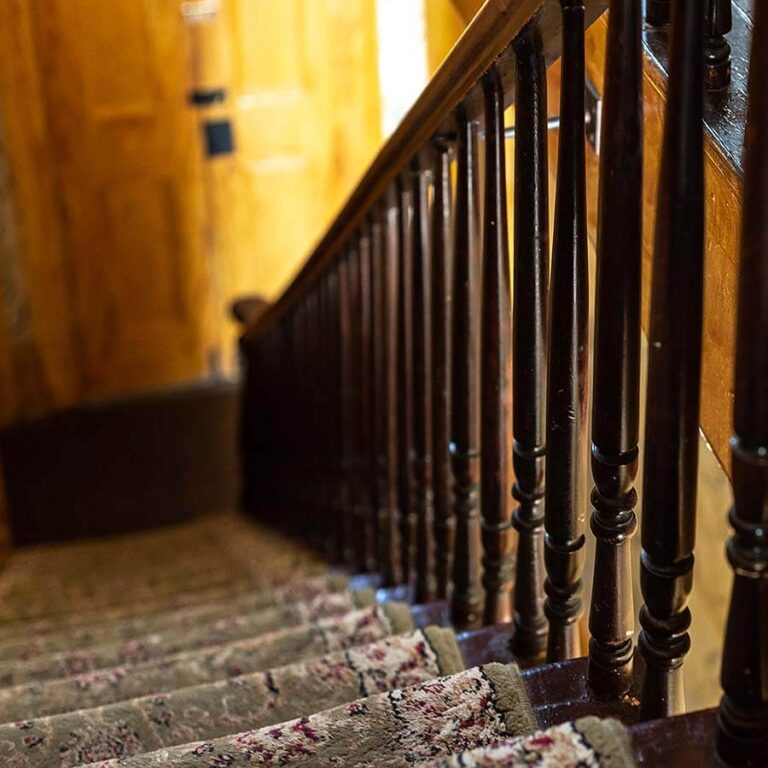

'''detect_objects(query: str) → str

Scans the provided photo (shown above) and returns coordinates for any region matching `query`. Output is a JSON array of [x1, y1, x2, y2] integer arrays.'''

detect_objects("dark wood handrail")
[[245, 0, 607, 346]]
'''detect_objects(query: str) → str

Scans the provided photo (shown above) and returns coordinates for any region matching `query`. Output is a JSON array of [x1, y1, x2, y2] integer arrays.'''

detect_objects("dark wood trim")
[[510, 26, 549, 663], [717, 1, 768, 760], [431, 143, 455, 600], [479, 67, 514, 626], [449, 110, 483, 631], [638, 0, 705, 721], [544, 0, 589, 663], [1, 382, 239, 545], [586, 0, 642, 699]]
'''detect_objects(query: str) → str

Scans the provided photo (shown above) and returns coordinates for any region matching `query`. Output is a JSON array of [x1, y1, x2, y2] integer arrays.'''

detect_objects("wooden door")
[[1, 0, 382, 409], [31, 0, 213, 396], [218, 0, 382, 300]]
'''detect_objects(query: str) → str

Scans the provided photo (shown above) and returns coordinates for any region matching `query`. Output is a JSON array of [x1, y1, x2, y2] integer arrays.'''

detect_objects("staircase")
[[0, 0, 765, 766]]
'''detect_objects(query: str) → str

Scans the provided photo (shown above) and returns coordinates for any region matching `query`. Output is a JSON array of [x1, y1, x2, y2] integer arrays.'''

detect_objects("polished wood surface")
[[379, 195, 403, 587], [431, 145, 455, 600], [716, 4, 768, 761], [337, 252, 355, 565], [450, 111, 484, 631], [544, 0, 589, 663], [370, 214, 387, 576], [510, 28, 549, 663], [586, 0, 642, 700], [638, 0, 705, 721], [479, 68, 515, 626], [356, 233, 376, 573], [0, 0, 382, 417], [398, 175, 418, 583], [412, 163, 437, 604]]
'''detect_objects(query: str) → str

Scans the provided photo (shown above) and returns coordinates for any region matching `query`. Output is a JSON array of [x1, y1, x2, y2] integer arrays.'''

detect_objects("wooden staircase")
[[0, 0, 763, 766]]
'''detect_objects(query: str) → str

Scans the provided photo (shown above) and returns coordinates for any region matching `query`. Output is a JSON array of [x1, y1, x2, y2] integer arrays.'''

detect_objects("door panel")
[[32, 0, 212, 396]]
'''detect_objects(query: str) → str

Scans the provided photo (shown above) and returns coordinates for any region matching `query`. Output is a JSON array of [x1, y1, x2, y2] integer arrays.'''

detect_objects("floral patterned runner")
[[0, 627, 462, 767]]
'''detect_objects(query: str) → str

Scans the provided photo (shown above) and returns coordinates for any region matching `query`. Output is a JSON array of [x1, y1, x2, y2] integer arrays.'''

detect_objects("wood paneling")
[[0, 0, 383, 418], [0, 0, 80, 421]]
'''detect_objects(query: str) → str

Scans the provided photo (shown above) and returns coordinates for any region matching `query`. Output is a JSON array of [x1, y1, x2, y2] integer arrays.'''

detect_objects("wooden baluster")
[[704, 0, 732, 92], [450, 108, 484, 629], [545, 0, 589, 662], [369, 210, 391, 584], [357, 230, 376, 572], [328, 263, 346, 562], [480, 67, 514, 625], [638, 0, 704, 721], [412, 160, 436, 603], [398, 175, 417, 583], [382, 188, 403, 586], [717, 2, 768, 761], [646, 0, 668, 27], [431, 141, 455, 600], [511, 27, 550, 662], [338, 248, 356, 566], [587, 0, 642, 699]]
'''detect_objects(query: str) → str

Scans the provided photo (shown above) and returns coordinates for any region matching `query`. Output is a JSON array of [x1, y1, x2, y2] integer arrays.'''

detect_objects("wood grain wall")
[[0, 0, 385, 424]]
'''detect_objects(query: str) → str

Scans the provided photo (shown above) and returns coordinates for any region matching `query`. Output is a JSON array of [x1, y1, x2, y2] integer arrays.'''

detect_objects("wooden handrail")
[[246, 0, 607, 345]]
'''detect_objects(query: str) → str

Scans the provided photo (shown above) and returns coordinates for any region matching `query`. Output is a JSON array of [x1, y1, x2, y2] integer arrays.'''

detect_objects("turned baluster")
[[646, 0, 668, 27], [357, 230, 377, 572], [367, 217, 383, 569], [450, 108, 484, 630], [511, 27, 549, 662], [545, 0, 589, 662], [704, 0, 732, 92], [587, 0, 642, 699], [398, 175, 417, 583], [327, 264, 346, 562], [480, 67, 514, 625], [371, 205, 395, 585], [431, 141, 455, 600], [381, 187, 403, 586], [412, 160, 436, 603], [638, 0, 704, 721], [717, 3, 768, 761], [338, 248, 357, 566]]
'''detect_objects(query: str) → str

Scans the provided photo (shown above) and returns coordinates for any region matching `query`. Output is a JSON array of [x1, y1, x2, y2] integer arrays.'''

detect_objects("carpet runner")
[[0, 589, 375, 687], [79, 663, 537, 768], [0, 628, 463, 767], [0, 603, 414, 721], [417, 717, 636, 768], [0, 515, 640, 767], [0, 574, 349, 662]]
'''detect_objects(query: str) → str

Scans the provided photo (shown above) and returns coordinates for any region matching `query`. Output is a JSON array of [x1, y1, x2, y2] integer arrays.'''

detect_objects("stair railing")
[[238, 0, 767, 761]]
